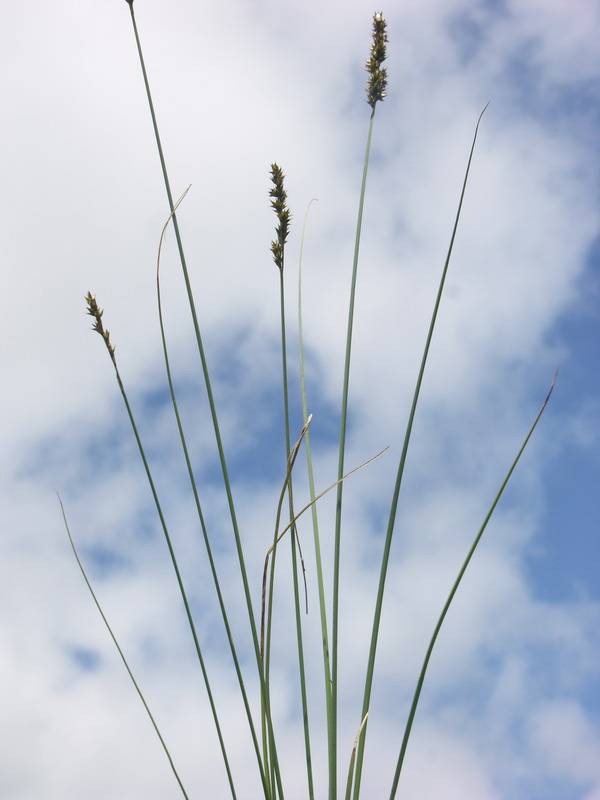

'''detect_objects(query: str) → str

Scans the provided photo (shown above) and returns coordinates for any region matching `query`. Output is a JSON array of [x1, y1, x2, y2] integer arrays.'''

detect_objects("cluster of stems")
[[62, 6, 554, 800]]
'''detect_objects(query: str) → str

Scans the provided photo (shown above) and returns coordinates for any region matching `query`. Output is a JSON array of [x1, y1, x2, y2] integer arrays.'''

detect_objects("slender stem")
[[333, 108, 376, 799], [85, 301, 237, 797], [297, 199, 335, 781], [278, 268, 315, 799], [343, 711, 370, 800], [260, 439, 387, 800], [58, 494, 190, 800], [156, 193, 269, 795], [388, 373, 556, 798], [263, 419, 313, 799], [126, 2, 264, 684], [352, 105, 489, 799], [264, 444, 388, 572], [126, 8, 283, 793]]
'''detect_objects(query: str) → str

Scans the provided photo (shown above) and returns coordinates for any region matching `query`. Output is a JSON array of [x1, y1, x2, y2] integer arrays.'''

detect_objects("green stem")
[[126, 2, 264, 686], [388, 373, 556, 799], [58, 494, 190, 800], [96, 332, 237, 797], [263, 420, 312, 799], [333, 108, 376, 799], [126, 8, 283, 793], [155, 194, 269, 795], [297, 199, 334, 782], [278, 267, 315, 799], [352, 105, 489, 799], [261, 437, 388, 795]]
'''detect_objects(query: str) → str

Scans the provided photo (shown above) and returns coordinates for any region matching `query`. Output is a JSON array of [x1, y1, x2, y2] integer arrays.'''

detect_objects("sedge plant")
[[60, 3, 556, 799]]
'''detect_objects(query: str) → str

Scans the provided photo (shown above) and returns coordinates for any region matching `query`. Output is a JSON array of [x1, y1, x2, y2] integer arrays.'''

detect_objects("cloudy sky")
[[1, 0, 599, 798]]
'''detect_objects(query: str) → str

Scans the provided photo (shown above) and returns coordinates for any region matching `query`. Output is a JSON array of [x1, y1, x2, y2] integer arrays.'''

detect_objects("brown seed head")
[[366, 11, 388, 110], [85, 292, 116, 359], [269, 163, 291, 272]]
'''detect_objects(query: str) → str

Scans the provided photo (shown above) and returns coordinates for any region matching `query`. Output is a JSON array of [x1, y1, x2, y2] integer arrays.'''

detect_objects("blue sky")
[[1, 0, 599, 798]]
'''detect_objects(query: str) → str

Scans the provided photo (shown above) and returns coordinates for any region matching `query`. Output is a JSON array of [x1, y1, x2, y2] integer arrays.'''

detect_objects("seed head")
[[85, 292, 116, 360], [366, 11, 388, 110], [269, 163, 291, 272]]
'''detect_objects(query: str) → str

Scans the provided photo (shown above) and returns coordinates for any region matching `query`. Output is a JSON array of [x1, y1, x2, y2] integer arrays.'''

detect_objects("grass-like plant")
[[60, 3, 555, 798]]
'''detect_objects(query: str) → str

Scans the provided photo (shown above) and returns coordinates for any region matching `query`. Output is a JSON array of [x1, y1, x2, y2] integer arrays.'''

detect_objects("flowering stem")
[[85, 293, 238, 798], [269, 165, 314, 799], [333, 14, 387, 790]]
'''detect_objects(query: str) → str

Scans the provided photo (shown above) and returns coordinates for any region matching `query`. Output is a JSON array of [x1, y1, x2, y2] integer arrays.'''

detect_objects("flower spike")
[[366, 11, 388, 109], [85, 292, 116, 361], [269, 163, 291, 272]]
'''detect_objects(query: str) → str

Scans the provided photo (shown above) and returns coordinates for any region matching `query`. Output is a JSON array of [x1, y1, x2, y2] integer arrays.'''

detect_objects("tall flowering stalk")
[[268, 164, 315, 799], [331, 12, 388, 800], [84, 292, 237, 797]]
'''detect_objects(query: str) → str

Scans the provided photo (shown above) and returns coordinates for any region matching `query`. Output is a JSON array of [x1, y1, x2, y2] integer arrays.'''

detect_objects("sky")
[[1, 0, 599, 798]]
